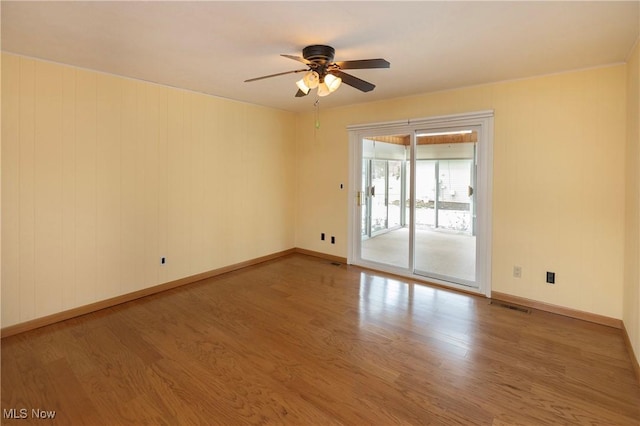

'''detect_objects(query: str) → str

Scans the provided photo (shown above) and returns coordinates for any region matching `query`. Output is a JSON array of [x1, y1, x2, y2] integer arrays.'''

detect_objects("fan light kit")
[[245, 45, 390, 98], [296, 71, 341, 97]]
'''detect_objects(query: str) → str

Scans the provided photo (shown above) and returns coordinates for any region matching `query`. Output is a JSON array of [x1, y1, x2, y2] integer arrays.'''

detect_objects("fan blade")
[[334, 59, 390, 70], [245, 69, 307, 83], [331, 70, 376, 92], [295, 89, 309, 98], [281, 54, 311, 65]]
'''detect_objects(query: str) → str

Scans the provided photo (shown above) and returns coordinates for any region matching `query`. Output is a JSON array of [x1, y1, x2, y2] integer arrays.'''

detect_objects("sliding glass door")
[[350, 113, 492, 294]]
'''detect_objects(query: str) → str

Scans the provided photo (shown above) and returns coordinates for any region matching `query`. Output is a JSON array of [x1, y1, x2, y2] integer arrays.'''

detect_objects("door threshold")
[[352, 261, 484, 297]]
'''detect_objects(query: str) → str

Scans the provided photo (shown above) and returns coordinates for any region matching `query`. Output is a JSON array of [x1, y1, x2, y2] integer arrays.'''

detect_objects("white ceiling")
[[2, 1, 639, 112]]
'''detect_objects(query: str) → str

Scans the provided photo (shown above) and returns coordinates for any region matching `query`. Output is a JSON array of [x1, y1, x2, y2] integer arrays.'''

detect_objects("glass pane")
[[360, 136, 410, 269], [414, 138, 476, 287]]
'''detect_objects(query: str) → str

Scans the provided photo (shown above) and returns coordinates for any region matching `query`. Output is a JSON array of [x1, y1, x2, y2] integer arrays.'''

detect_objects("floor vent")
[[490, 300, 531, 314]]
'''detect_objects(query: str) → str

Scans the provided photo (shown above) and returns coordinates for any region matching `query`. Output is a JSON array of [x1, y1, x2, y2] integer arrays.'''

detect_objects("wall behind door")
[[295, 64, 626, 320]]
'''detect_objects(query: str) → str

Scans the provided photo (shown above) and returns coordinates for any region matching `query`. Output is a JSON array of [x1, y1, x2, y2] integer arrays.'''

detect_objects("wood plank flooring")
[[2, 254, 639, 425]]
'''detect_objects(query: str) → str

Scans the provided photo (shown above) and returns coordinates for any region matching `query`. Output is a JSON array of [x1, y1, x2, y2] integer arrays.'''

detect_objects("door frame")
[[347, 111, 494, 297]]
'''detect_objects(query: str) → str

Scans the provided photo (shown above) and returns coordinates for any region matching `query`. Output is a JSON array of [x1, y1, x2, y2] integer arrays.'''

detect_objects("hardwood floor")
[[2, 254, 639, 425]]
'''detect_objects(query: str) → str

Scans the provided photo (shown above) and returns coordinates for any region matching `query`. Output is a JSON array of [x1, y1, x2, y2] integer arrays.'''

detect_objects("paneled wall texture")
[[2, 54, 296, 327]]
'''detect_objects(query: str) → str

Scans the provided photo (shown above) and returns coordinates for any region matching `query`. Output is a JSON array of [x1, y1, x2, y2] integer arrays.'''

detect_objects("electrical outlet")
[[513, 266, 522, 278], [331, 236, 335, 244], [321, 233, 325, 241], [161, 257, 166, 265], [546, 271, 555, 284]]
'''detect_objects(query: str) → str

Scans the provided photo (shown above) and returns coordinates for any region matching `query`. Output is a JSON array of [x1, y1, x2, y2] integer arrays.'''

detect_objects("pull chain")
[[314, 98, 320, 130]]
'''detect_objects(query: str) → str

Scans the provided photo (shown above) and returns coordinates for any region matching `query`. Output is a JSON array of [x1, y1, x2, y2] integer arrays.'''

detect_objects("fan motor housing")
[[303, 45, 335, 65]]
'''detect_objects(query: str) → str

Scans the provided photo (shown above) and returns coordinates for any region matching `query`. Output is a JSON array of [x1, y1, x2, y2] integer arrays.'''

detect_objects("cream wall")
[[295, 65, 627, 319], [1, 53, 296, 328], [0, 52, 632, 331], [624, 39, 640, 365]]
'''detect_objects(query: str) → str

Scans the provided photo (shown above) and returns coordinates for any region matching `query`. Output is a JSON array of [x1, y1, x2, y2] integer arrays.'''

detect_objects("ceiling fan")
[[245, 45, 390, 98]]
